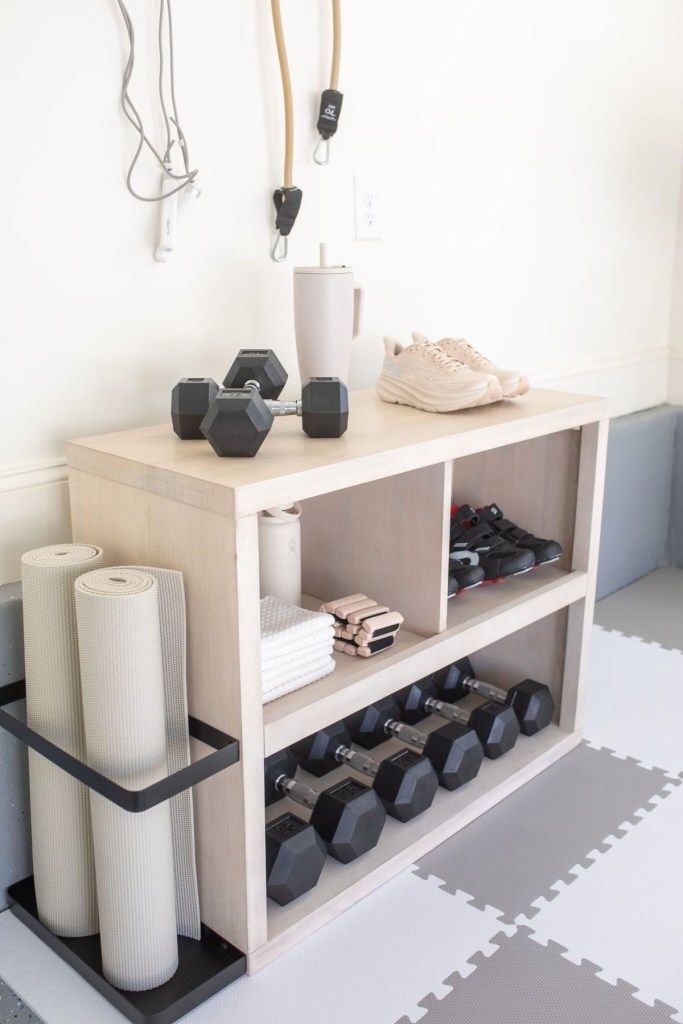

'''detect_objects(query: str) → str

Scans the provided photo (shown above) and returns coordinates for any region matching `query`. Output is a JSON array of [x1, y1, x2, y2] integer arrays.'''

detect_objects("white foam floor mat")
[[584, 626, 683, 776], [2, 622, 682, 1024], [0, 867, 515, 1024]]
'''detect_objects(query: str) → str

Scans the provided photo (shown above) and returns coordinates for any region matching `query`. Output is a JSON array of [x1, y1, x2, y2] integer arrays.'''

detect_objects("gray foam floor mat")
[[396, 928, 679, 1024], [413, 740, 678, 924], [0, 978, 41, 1024], [595, 567, 683, 650]]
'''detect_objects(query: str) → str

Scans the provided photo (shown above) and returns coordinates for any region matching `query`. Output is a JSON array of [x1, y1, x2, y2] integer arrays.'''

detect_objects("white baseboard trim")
[[0, 458, 67, 495], [528, 345, 670, 419]]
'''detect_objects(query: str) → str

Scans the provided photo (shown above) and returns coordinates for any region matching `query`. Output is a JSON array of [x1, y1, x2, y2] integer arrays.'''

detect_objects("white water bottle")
[[258, 504, 302, 606], [293, 243, 363, 385]]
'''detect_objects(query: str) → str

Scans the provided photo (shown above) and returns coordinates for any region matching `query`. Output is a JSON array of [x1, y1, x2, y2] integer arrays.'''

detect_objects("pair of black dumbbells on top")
[[264, 657, 555, 905], [172, 348, 349, 457]]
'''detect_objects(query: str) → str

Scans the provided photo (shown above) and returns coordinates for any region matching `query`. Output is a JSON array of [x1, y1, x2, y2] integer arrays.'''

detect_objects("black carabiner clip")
[[271, 186, 303, 261]]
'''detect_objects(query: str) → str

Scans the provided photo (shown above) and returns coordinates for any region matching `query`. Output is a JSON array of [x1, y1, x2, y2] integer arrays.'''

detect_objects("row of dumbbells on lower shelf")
[[265, 657, 556, 906]]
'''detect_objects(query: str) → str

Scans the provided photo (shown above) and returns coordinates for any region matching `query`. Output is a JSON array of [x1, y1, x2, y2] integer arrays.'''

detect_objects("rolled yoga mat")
[[21, 543, 102, 938], [75, 568, 180, 991]]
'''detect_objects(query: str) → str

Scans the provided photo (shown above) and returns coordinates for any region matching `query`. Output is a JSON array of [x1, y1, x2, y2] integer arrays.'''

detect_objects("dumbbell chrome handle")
[[266, 399, 302, 417], [424, 695, 469, 725], [383, 718, 427, 753], [245, 380, 302, 418], [460, 675, 506, 703], [333, 744, 378, 779], [273, 773, 318, 810]]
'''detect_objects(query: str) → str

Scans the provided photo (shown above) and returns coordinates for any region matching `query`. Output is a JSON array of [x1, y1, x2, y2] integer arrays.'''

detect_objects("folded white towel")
[[262, 656, 336, 704], [261, 596, 334, 657], [262, 646, 335, 687], [261, 629, 335, 669], [260, 596, 336, 703]]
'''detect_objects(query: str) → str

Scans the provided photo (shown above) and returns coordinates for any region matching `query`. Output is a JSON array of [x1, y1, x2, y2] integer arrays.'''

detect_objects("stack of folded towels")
[[260, 595, 336, 703]]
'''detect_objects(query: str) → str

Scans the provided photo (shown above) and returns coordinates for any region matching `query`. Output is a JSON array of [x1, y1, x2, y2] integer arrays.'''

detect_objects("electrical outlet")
[[354, 178, 382, 241]]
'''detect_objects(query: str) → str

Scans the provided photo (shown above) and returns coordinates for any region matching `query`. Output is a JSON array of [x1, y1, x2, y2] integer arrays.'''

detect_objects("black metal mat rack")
[[0, 680, 246, 1024]]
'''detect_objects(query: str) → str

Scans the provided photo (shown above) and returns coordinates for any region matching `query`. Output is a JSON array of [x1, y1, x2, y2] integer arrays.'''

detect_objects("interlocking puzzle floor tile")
[[516, 781, 683, 1021], [584, 626, 683, 775], [595, 568, 683, 652], [413, 742, 677, 924], [0, 867, 514, 1024], [395, 928, 679, 1024]]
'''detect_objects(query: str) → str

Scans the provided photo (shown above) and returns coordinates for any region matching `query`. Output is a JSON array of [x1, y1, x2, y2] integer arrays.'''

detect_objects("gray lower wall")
[[669, 411, 683, 567], [0, 583, 31, 911], [596, 405, 681, 599]]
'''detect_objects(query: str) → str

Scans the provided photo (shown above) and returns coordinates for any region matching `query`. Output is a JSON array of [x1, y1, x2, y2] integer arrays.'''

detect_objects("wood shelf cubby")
[[66, 386, 608, 973]]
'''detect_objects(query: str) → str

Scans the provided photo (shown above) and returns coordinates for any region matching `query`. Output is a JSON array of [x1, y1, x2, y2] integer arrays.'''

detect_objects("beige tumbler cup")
[[293, 243, 363, 386], [258, 504, 302, 606]]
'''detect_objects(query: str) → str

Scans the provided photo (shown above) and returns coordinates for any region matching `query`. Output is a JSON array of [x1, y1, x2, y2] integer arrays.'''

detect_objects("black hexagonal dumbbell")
[[396, 673, 520, 759], [223, 348, 287, 398], [171, 378, 220, 440], [202, 377, 349, 457], [265, 810, 326, 906], [291, 721, 438, 822], [345, 697, 484, 791], [265, 750, 386, 864], [439, 657, 555, 736], [171, 349, 286, 441]]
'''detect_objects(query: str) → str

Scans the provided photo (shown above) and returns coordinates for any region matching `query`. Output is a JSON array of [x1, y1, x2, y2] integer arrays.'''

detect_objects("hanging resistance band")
[[270, 0, 302, 262], [270, 0, 344, 260], [115, 0, 200, 261], [313, 0, 343, 166]]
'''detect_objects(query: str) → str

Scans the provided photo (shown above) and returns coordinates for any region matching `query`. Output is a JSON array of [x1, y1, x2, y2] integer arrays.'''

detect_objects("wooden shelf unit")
[[67, 387, 608, 973]]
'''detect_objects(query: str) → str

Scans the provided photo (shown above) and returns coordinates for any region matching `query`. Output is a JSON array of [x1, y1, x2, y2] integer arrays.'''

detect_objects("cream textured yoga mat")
[[75, 569, 179, 991], [21, 543, 102, 938], [118, 566, 201, 942]]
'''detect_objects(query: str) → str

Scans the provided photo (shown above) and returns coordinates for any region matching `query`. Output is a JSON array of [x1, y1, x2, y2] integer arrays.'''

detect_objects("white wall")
[[2, 0, 683, 582]]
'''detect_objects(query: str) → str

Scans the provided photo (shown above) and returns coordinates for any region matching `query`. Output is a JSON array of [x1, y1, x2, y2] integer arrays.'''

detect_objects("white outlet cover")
[[354, 177, 382, 240]]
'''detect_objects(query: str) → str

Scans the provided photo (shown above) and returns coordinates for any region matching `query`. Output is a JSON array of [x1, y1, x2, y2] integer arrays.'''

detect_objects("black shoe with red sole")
[[448, 556, 486, 595], [450, 505, 535, 582], [475, 504, 563, 566]]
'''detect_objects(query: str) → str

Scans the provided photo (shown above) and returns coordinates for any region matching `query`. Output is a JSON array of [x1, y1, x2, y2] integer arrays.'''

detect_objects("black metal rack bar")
[[0, 680, 239, 812], [1, 679, 247, 1024]]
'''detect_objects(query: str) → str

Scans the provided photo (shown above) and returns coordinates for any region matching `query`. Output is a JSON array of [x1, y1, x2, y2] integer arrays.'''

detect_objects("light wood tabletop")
[[68, 388, 607, 517]]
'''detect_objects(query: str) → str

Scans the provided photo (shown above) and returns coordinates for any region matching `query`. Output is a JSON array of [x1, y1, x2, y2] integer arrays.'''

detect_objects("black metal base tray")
[[7, 877, 247, 1024]]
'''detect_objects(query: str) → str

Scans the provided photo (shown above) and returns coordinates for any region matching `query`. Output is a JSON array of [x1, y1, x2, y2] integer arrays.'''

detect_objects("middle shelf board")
[[262, 566, 587, 756]]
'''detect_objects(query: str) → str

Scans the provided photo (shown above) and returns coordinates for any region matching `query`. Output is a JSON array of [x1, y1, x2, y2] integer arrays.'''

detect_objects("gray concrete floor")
[[594, 566, 683, 650]]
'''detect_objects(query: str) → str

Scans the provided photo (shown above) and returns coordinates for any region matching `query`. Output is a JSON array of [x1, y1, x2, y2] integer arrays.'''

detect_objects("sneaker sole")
[[376, 374, 501, 413], [501, 375, 530, 399]]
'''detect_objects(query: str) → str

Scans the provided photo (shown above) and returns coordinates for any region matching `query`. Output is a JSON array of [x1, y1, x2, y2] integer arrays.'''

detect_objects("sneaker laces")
[[413, 342, 465, 374], [446, 338, 495, 371]]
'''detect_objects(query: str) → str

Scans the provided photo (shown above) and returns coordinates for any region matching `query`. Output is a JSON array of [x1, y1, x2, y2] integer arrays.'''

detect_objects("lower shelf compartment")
[[254, 723, 580, 972], [8, 877, 246, 1024]]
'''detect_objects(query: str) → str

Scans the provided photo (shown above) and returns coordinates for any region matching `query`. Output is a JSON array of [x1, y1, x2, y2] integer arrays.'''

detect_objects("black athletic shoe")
[[450, 505, 535, 581], [476, 504, 563, 566], [448, 555, 486, 592]]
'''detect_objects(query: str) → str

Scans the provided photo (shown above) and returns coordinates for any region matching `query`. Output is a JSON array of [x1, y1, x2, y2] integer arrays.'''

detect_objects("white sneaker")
[[414, 333, 529, 399], [376, 337, 502, 413]]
